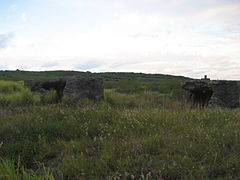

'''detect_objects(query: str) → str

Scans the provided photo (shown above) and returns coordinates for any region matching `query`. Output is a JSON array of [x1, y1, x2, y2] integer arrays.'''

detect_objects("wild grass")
[[0, 80, 40, 106], [104, 89, 188, 110], [0, 80, 239, 179], [42, 90, 58, 104], [0, 80, 24, 94], [0, 100, 240, 179], [0, 158, 54, 180]]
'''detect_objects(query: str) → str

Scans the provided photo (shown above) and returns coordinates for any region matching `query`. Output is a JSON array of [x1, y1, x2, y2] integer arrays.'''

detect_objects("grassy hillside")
[[0, 70, 191, 100], [0, 70, 190, 81]]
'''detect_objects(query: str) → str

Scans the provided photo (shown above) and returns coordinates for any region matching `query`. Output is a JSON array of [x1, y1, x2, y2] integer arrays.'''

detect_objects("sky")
[[0, 0, 240, 79]]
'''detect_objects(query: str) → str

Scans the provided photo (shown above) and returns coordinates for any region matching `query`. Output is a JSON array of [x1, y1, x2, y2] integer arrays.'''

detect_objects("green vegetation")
[[104, 80, 185, 100], [0, 91, 240, 179], [0, 70, 190, 100], [0, 80, 24, 94], [0, 80, 40, 107], [0, 80, 61, 106], [0, 70, 189, 82], [42, 90, 58, 104], [0, 73, 239, 179], [104, 89, 185, 109], [0, 158, 54, 180]]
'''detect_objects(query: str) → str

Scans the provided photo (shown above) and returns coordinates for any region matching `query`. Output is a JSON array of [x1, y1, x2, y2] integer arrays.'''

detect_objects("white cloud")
[[21, 12, 27, 22], [1, 0, 240, 79]]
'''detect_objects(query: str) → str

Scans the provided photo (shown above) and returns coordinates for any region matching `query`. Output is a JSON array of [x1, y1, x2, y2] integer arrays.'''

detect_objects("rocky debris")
[[24, 76, 103, 102], [182, 79, 239, 108]]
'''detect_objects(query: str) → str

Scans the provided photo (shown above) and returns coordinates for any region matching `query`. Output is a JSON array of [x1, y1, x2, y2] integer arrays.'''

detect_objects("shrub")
[[0, 80, 24, 94], [0, 83, 40, 107], [60, 96, 71, 104]]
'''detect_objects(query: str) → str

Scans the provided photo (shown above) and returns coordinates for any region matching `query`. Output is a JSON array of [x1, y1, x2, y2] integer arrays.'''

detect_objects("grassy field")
[[0, 79, 240, 179]]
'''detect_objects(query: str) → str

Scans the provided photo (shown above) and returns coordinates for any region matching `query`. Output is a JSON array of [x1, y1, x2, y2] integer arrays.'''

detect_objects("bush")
[[0, 80, 24, 94], [0, 81, 40, 107], [60, 96, 71, 104]]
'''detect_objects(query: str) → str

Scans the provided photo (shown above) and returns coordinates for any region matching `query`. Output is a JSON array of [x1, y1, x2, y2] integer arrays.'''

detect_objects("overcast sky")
[[0, 0, 240, 79]]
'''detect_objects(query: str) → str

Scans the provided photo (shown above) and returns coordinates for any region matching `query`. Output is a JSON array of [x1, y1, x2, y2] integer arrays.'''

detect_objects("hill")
[[0, 70, 191, 99], [0, 70, 190, 81]]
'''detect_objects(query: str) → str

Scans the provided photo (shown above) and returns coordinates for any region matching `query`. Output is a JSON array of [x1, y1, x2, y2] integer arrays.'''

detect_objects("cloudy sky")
[[0, 0, 240, 79]]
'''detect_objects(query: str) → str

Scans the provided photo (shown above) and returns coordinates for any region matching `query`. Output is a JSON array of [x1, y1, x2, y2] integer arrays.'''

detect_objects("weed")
[[42, 90, 58, 104]]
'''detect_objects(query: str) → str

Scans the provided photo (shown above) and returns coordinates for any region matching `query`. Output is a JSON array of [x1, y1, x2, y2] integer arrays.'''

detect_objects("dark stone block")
[[24, 76, 103, 102], [182, 80, 239, 108]]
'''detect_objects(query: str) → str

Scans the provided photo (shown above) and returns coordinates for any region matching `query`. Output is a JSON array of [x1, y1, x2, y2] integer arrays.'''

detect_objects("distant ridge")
[[0, 70, 191, 81]]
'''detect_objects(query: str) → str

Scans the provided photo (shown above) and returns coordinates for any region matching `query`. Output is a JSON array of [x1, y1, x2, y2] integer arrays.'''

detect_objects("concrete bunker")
[[189, 87, 213, 108], [182, 76, 239, 108], [25, 76, 104, 102], [25, 79, 67, 100]]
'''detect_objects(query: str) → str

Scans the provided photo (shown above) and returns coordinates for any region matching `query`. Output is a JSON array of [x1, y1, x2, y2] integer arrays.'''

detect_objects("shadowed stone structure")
[[25, 76, 103, 102], [182, 76, 239, 108]]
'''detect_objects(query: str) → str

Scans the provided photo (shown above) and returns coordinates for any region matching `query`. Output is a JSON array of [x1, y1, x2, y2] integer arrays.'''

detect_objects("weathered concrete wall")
[[182, 80, 239, 108], [208, 81, 239, 108], [25, 76, 103, 102], [63, 76, 103, 101], [25, 78, 66, 100]]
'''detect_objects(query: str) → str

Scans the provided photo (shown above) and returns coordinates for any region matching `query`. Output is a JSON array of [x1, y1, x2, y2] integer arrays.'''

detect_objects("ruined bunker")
[[182, 76, 239, 108], [25, 76, 104, 102]]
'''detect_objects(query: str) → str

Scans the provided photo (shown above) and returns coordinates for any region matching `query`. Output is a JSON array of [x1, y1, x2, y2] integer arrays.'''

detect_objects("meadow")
[[0, 79, 240, 179]]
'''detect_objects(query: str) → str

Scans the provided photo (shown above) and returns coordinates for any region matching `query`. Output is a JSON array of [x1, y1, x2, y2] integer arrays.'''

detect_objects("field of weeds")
[[0, 81, 240, 179]]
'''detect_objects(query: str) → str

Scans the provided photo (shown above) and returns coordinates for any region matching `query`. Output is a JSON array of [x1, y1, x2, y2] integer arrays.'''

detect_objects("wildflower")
[[0, 141, 3, 148]]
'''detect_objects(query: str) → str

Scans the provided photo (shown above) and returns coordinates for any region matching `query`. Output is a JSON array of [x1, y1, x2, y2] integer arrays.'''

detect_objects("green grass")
[[0, 70, 190, 100], [0, 89, 40, 107], [104, 89, 187, 110], [0, 70, 189, 82], [0, 158, 54, 180], [0, 99, 240, 179], [0, 80, 40, 107], [0, 80, 24, 94], [42, 90, 58, 104], [0, 79, 239, 179]]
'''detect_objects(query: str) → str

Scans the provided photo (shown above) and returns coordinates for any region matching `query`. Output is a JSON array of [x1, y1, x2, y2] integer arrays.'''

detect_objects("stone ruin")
[[181, 76, 239, 108], [24, 76, 104, 102]]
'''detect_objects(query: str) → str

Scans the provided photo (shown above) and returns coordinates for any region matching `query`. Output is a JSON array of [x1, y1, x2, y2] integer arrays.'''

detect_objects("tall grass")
[[0, 80, 40, 106], [0, 102, 240, 179], [0, 81, 239, 179], [42, 90, 58, 104], [0, 158, 54, 180], [104, 89, 189, 110], [0, 80, 24, 94]]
